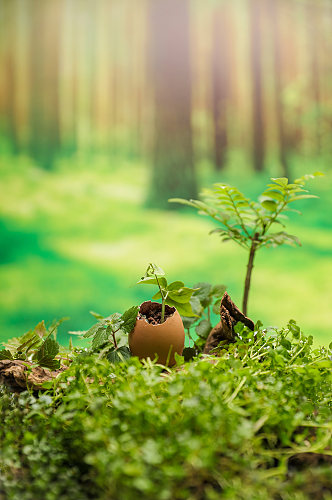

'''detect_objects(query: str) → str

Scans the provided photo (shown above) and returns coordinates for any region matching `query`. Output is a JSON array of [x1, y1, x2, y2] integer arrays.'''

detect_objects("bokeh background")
[[0, 0, 331, 346]]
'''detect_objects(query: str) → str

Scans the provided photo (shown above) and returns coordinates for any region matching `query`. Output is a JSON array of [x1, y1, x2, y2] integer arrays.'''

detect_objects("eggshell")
[[129, 301, 185, 366]]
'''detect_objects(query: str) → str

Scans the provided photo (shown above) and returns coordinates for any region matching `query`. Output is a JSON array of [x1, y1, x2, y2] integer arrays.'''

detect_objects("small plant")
[[182, 281, 226, 351], [0, 319, 66, 370], [75, 306, 139, 363], [170, 173, 322, 315], [137, 263, 198, 322]]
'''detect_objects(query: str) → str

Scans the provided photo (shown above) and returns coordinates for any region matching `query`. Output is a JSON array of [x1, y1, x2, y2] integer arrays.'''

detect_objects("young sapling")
[[73, 306, 139, 364], [170, 173, 322, 315]]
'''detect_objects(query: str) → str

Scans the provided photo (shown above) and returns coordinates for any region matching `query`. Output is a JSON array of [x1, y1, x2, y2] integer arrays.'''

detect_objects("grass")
[[0, 152, 331, 346]]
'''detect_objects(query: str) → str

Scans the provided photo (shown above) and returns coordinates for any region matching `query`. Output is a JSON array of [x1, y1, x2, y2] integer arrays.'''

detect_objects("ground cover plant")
[[74, 306, 139, 363], [0, 319, 331, 500]]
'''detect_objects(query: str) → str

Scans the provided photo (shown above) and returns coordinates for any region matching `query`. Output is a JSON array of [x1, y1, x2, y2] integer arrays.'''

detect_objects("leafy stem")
[[155, 273, 168, 323], [137, 264, 198, 321], [242, 233, 259, 315], [110, 326, 119, 349]]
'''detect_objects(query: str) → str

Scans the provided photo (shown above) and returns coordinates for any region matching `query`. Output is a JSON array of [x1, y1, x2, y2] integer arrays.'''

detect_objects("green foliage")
[[181, 281, 227, 352], [137, 263, 198, 322], [72, 306, 139, 363], [0, 320, 62, 370], [170, 173, 323, 313], [0, 320, 331, 500], [32, 337, 60, 370], [170, 173, 323, 250]]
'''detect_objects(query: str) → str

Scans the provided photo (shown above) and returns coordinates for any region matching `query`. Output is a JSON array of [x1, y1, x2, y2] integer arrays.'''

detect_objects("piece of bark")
[[203, 292, 254, 354], [0, 359, 66, 393]]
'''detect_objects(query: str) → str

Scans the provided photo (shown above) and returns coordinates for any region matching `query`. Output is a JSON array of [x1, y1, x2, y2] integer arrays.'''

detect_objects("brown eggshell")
[[129, 301, 185, 366]]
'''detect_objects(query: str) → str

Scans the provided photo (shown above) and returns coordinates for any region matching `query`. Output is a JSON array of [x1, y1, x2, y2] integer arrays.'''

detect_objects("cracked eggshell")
[[129, 301, 185, 366]]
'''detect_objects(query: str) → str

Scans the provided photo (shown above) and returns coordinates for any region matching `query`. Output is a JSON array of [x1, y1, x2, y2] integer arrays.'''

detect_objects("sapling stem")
[[155, 274, 166, 323], [161, 299, 166, 324], [242, 234, 259, 316]]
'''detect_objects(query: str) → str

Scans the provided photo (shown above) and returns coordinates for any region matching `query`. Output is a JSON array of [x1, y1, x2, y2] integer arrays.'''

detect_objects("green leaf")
[[33, 336, 60, 370], [261, 200, 277, 211], [0, 349, 13, 360], [312, 360, 332, 369], [107, 312, 123, 329], [281, 339, 292, 350], [260, 232, 301, 248], [261, 190, 284, 202], [181, 296, 203, 328], [167, 281, 184, 291], [89, 311, 104, 320], [181, 316, 197, 329], [145, 263, 165, 276], [38, 358, 60, 371], [168, 287, 196, 304], [83, 322, 104, 339], [91, 325, 109, 350], [211, 284, 226, 298], [34, 320, 48, 338], [254, 320, 263, 330], [168, 198, 201, 209], [152, 291, 162, 301], [137, 276, 168, 288], [121, 306, 139, 334], [195, 320, 212, 339], [172, 352, 184, 366], [234, 322, 245, 334], [190, 295, 203, 314], [212, 299, 221, 315], [166, 298, 196, 317], [271, 177, 288, 187], [17, 334, 41, 355], [288, 194, 318, 202], [107, 346, 131, 364], [294, 172, 324, 184], [193, 282, 212, 307]]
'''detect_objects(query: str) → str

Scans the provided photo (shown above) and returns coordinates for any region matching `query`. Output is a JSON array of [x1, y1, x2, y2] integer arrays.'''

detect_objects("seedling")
[[75, 306, 139, 363], [137, 263, 198, 323], [170, 173, 322, 315], [0, 318, 67, 370]]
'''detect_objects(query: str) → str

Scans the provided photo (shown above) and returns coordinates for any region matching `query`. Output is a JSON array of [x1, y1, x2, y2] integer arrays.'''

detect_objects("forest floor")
[[0, 152, 331, 346]]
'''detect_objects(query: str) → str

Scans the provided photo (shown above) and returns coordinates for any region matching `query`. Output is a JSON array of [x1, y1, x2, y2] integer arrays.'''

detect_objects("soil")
[[139, 301, 176, 325]]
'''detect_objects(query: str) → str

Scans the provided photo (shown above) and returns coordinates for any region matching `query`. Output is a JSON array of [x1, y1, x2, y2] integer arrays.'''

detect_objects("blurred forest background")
[[0, 0, 331, 346]]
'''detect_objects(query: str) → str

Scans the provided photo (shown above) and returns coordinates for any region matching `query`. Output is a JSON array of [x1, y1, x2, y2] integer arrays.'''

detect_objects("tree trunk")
[[1, 0, 19, 153], [269, 0, 290, 178], [211, 5, 229, 171], [29, 0, 62, 169], [249, 0, 265, 172], [306, 1, 321, 154], [147, 0, 197, 208]]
